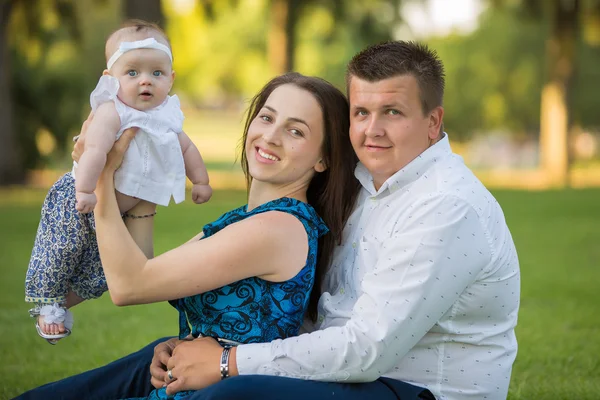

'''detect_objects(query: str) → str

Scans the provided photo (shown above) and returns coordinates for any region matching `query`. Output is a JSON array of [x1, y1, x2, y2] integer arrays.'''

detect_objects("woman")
[[16, 72, 360, 400]]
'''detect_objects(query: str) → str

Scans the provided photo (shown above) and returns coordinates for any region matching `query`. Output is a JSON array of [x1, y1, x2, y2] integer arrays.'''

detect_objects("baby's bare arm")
[[178, 132, 209, 185], [75, 103, 121, 194]]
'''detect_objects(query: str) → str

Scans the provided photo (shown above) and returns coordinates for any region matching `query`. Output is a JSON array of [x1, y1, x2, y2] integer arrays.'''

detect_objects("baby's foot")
[[35, 303, 73, 342], [37, 314, 66, 336]]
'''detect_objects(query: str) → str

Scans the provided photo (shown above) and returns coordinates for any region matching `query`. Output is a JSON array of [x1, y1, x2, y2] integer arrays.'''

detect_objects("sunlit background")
[[1, 1, 599, 399], [2, 0, 600, 189]]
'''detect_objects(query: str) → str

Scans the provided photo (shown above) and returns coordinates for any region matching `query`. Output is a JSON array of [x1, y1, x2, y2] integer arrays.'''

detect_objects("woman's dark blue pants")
[[14, 337, 434, 400]]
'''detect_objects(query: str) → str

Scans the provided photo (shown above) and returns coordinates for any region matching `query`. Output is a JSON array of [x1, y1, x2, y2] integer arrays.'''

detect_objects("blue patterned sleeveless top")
[[169, 197, 328, 343]]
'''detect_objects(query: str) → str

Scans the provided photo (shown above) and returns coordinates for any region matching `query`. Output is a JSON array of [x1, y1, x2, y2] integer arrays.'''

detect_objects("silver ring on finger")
[[167, 368, 174, 380]]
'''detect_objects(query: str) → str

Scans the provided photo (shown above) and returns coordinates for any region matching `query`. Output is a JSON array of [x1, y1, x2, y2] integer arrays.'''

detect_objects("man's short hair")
[[346, 41, 445, 116]]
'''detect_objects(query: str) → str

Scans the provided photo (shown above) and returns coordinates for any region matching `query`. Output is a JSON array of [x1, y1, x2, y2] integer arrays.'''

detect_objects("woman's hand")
[[103, 128, 138, 175], [93, 127, 137, 203], [71, 112, 93, 163], [164, 337, 235, 395], [150, 338, 182, 389], [72, 111, 137, 173]]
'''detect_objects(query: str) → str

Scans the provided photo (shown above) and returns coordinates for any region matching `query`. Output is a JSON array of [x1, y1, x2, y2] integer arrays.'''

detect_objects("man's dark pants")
[[14, 337, 434, 400]]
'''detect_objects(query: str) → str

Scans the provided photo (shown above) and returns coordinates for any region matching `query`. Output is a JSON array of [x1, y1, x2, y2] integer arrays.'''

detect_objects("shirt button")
[[340, 287, 345, 295], [352, 242, 357, 248], [319, 315, 325, 323]]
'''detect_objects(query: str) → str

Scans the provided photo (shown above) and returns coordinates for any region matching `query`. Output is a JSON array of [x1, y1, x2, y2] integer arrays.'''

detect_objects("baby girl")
[[25, 20, 211, 344]]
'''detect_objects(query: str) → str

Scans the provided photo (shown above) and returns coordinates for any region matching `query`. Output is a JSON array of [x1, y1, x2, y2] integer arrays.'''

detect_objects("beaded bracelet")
[[122, 211, 157, 219]]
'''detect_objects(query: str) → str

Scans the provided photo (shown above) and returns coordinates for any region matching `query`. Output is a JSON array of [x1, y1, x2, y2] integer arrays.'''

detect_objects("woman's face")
[[245, 84, 327, 188]]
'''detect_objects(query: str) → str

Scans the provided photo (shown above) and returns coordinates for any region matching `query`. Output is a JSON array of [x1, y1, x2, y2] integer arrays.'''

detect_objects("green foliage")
[[295, 0, 402, 90], [8, 0, 119, 169], [163, 0, 402, 101], [428, 4, 600, 140], [6, 0, 600, 169], [572, 40, 600, 127], [428, 7, 547, 140], [164, 0, 273, 105]]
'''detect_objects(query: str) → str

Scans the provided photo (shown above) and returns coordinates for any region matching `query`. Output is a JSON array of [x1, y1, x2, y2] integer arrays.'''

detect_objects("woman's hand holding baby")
[[72, 113, 138, 213]]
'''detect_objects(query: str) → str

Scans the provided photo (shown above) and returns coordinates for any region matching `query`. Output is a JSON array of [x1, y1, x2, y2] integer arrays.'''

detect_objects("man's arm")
[[236, 194, 493, 382]]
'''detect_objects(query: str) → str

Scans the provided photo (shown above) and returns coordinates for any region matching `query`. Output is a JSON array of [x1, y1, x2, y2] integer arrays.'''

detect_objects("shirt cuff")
[[235, 342, 276, 375]]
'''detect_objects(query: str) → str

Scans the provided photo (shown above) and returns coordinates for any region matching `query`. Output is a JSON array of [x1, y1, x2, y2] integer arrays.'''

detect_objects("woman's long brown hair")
[[239, 72, 360, 321]]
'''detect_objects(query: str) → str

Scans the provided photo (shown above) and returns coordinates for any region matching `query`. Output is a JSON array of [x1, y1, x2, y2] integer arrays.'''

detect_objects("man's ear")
[[314, 158, 327, 173], [428, 106, 444, 140], [102, 69, 110, 76]]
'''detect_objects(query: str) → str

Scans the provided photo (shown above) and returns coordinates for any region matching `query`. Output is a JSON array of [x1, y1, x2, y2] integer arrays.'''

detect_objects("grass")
[[1, 188, 599, 399]]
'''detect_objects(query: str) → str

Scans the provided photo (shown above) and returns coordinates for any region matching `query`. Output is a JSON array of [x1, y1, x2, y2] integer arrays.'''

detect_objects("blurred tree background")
[[1, 0, 599, 187]]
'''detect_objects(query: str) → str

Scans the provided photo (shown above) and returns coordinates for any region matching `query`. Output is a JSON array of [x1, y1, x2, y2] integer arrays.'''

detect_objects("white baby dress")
[[75, 74, 186, 206]]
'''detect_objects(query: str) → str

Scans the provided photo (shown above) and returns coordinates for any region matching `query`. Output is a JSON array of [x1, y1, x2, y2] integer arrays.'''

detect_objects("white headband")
[[107, 37, 173, 70]]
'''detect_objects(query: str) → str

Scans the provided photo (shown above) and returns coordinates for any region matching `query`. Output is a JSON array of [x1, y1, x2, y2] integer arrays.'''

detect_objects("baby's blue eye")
[[127, 70, 137, 77], [153, 71, 162, 76]]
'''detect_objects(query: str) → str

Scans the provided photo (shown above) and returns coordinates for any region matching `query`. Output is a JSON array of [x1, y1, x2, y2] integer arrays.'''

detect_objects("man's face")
[[349, 74, 443, 190]]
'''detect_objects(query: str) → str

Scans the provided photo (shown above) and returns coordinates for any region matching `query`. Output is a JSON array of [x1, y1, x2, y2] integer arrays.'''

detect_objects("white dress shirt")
[[74, 75, 186, 207], [236, 135, 520, 400]]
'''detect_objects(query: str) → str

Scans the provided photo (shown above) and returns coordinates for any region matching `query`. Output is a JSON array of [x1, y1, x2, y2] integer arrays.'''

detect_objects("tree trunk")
[[268, 0, 300, 74], [285, 0, 300, 72], [0, 0, 24, 185], [539, 0, 579, 187], [123, 0, 164, 28]]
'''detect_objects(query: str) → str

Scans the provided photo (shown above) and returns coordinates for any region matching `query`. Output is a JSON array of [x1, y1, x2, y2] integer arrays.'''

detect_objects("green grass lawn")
[[1, 188, 599, 399]]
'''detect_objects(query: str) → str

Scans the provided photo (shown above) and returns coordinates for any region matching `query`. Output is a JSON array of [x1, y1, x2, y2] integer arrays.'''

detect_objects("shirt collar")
[[355, 133, 453, 195]]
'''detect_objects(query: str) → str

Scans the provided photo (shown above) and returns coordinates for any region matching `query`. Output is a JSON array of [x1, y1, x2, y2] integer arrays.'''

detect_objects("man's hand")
[[75, 191, 97, 213], [191, 183, 212, 204], [150, 338, 182, 389], [164, 337, 224, 395]]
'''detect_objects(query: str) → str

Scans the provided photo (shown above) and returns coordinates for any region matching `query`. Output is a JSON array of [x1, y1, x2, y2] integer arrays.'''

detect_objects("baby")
[[24, 20, 211, 344]]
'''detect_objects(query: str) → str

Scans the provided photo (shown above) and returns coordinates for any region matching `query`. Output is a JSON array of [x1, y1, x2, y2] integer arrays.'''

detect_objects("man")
[[17, 41, 519, 400]]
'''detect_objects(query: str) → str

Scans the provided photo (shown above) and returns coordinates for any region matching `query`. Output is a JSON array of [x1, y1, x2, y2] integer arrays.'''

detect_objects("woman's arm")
[[94, 139, 309, 306], [73, 117, 155, 258]]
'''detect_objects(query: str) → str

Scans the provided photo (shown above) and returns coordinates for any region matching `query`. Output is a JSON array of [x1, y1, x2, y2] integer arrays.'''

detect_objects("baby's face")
[[108, 48, 174, 111]]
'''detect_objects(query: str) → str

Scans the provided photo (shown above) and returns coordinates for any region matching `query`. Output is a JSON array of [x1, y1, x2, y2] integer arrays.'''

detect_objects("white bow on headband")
[[107, 37, 173, 70]]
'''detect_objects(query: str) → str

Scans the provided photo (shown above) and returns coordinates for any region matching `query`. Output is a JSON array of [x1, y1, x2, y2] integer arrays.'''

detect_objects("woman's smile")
[[255, 147, 280, 163]]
